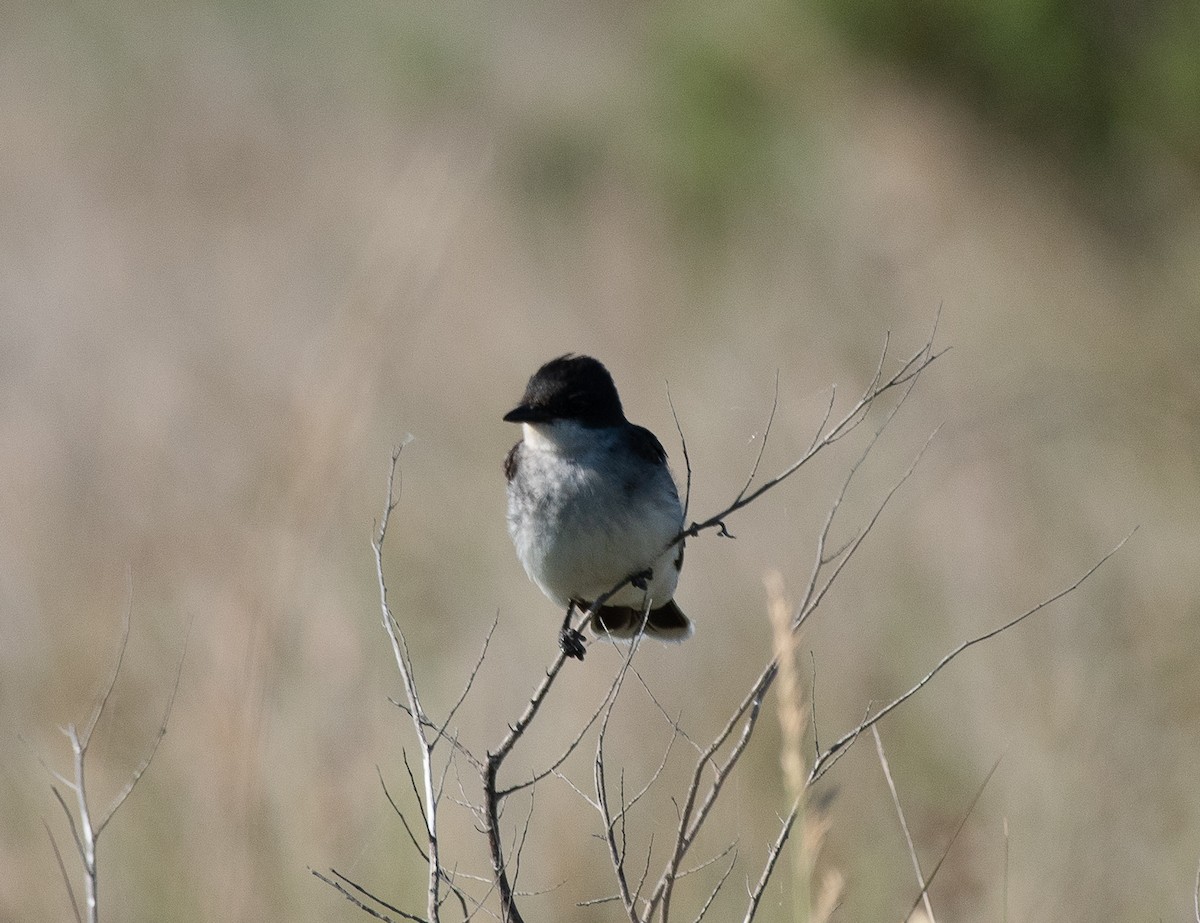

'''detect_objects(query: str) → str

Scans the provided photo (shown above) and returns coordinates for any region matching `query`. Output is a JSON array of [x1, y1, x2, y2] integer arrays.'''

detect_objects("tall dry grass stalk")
[[766, 570, 843, 923]]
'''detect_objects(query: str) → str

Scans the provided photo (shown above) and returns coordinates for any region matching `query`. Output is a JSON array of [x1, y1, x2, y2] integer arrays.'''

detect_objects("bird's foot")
[[560, 602, 587, 660], [630, 568, 654, 591], [559, 626, 587, 660]]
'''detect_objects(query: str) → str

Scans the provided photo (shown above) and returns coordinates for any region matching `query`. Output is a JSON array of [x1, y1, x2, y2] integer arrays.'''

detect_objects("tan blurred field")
[[2, 3, 1198, 921]]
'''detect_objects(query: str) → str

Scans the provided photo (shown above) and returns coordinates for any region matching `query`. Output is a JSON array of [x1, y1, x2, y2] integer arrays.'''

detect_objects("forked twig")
[[372, 442, 444, 921], [311, 868, 424, 923], [43, 576, 188, 923], [679, 315, 945, 548]]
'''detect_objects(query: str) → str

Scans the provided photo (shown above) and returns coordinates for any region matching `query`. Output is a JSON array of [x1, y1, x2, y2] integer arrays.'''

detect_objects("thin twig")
[[797, 419, 941, 634], [680, 323, 944, 548], [691, 846, 738, 923], [498, 652, 643, 798], [378, 766, 430, 863], [81, 568, 134, 746], [484, 649, 571, 923], [374, 442, 443, 922], [50, 785, 84, 861], [666, 382, 693, 521], [904, 755, 1002, 921], [43, 819, 82, 923], [1002, 817, 1010, 923], [1193, 855, 1199, 923], [647, 659, 777, 922], [509, 793, 537, 901], [743, 797, 802, 923], [436, 615, 498, 744], [678, 841, 738, 881], [311, 868, 424, 923], [734, 369, 780, 504], [872, 727, 935, 923], [44, 576, 188, 923], [98, 614, 192, 835], [593, 620, 649, 922]]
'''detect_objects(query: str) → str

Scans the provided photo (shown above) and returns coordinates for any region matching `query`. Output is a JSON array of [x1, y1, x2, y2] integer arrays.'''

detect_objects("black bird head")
[[504, 354, 626, 428]]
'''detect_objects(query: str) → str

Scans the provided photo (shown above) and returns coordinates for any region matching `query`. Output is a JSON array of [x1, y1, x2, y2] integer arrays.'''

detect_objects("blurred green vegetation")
[[817, 0, 1200, 156], [501, 0, 1200, 238], [812, 0, 1200, 221]]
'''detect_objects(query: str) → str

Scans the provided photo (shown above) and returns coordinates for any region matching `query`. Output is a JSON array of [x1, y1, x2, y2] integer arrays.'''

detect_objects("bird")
[[503, 354, 692, 659]]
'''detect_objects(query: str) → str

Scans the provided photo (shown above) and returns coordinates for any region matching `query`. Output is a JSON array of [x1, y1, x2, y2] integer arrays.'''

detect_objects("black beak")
[[503, 403, 546, 423]]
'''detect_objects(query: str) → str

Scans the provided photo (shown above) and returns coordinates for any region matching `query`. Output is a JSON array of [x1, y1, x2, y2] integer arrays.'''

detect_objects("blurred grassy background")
[[2, 0, 1198, 920]]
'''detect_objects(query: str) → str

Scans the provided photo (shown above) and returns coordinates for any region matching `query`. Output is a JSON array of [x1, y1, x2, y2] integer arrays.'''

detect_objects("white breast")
[[508, 421, 683, 610]]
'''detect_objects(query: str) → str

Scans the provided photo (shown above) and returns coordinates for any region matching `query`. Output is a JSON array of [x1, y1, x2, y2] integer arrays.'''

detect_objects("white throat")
[[521, 420, 600, 455]]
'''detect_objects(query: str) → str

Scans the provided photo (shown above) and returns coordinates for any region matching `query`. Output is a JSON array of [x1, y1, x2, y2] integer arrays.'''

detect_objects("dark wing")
[[627, 424, 668, 466], [503, 442, 522, 482]]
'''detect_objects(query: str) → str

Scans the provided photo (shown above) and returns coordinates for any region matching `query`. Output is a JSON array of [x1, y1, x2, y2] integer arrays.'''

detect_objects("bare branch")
[[1002, 817, 1010, 923], [388, 702, 484, 773], [809, 651, 820, 760], [375, 441, 424, 734], [680, 325, 944, 547], [65, 726, 96, 923], [810, 530, 1134, 784], [806, 384, 837, 456], [481, 647, 571, 923], [617, 724, 680, 824], [402, 749, 431, 835], [632, 832, 656, 912], [311, 867, 426, 923], [576, 894, 622, 908], [647, 658, 776, 922], [40, 586, 189, 923], [873, 726, 934, 923], [595, 750, 637, 922], [498, 653, 635, 798], [373, 441, 448, 922]]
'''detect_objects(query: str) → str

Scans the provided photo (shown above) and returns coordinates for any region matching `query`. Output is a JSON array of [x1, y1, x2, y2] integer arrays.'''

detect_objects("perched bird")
[[504, 354, 692, 659]]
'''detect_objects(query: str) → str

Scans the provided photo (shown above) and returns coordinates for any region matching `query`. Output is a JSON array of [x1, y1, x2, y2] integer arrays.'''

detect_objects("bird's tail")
[[591, 599, 693, 642]]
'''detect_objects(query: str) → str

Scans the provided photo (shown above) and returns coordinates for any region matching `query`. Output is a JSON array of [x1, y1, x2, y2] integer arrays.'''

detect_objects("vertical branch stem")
[[67, 727, 98, 923], [374, 443, 440, 922]]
